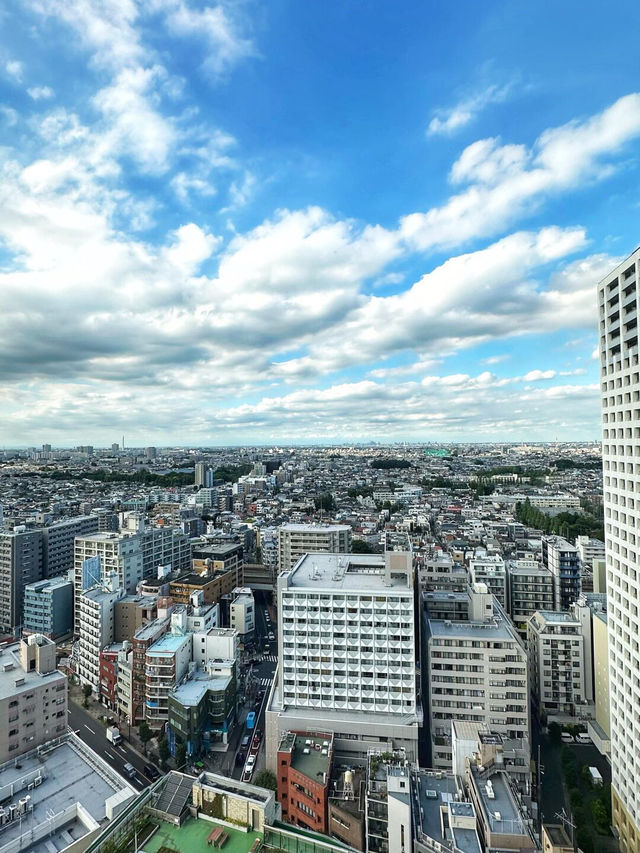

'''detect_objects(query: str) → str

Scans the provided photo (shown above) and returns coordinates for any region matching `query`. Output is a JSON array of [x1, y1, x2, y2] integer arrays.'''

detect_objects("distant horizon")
[[1, 439, 604, 452]]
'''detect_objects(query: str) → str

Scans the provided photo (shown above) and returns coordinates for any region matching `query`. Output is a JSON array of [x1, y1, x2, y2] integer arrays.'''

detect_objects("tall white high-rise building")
[[599, 246, 640, 853], [266, 550, 421, 767]]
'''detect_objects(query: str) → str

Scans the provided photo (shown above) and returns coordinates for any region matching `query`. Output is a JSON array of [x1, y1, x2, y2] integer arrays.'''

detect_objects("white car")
[[576, 733, 591, 744], [561, 732, 575, 743]]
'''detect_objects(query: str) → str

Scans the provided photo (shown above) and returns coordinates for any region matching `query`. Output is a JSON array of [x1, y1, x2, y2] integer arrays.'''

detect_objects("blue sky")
[[1, 0, 640, 446]]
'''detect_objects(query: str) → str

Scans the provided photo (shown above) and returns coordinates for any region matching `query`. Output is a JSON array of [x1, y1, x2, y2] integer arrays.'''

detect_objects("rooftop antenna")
[[554, 808, 577, 853]]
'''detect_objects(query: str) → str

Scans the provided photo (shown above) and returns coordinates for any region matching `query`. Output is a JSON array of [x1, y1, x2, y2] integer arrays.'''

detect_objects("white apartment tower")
[[599, 247, 640, 853], [266, 551, 420, 767]]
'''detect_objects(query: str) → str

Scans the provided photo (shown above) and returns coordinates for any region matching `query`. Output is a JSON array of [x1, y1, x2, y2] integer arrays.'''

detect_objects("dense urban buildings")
[[0, 437, 612, 853]]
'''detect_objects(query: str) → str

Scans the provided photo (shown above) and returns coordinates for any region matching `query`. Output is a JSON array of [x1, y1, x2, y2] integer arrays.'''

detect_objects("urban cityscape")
[[1, 3, 640, 853]]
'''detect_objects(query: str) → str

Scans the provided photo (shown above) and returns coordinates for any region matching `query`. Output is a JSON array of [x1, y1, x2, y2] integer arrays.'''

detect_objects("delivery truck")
[[106, 726, 122, 746]]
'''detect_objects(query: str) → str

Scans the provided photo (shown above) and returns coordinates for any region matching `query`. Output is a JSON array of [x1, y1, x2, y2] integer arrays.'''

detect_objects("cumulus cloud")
[[404, 93, 640, 251], [0, 53, 634, 442]]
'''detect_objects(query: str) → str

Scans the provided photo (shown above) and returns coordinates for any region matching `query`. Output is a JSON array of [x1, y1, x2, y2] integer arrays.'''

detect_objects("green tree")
[[351, 539, 376, 554], [175, 742, 187, 770], [138, 721, 153, 754], [254, 769, 277, 791], [314, 492, 336, 512], [158, 735, 170, 767], [82, 683, 92, 708], [548, 722, 562, 745]]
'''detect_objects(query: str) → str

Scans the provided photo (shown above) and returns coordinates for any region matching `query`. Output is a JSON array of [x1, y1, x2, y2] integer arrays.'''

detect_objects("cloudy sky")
[[1, 0, 639, 447]]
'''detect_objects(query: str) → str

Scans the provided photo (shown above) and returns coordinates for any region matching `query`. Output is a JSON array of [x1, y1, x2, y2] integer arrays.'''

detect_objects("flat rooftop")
[[415, 771, 481, 853], [0, 644, 64, 702], [428, 617, 514, 640], [171, 673, 232, 707], [279, 524, 351, 532], [0, 737, 133, 853], [286, 553, 410, 591], [471, 767, 527, 837], [144, 815, 261, 853], [279, 733, 332, 783], [147, 632, 190, 655], [172, 572, 229, 585], [536, 610, 580, 624]]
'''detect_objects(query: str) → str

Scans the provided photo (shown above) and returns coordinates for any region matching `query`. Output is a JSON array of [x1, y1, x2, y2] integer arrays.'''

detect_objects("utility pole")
[[537, 742, 544, 838]]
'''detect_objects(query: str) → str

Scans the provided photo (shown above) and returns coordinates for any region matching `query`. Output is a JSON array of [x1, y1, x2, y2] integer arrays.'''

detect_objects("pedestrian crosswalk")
[[262, 655, 278, 663], [259, 677, 272, 687]]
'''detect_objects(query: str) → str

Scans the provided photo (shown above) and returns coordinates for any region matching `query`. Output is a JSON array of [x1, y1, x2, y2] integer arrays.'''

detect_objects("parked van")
[[576, 733, 591, 744], [561, 732, 575, 743]]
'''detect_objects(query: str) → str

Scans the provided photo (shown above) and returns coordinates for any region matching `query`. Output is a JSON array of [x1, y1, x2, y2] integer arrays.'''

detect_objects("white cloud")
[[277, 226, 603, 379], [27, 85, 54, 100], [5, 60, 23, 81], [523, 369, 555, 381], [427, 82, 515, 136], [92, 65, 177, 173], [481, 354, 510, 365], [404, 93, 640, 251], [158, 1, 255, 77]]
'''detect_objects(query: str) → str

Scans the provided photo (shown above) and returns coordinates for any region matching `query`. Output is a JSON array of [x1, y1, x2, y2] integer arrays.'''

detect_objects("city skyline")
[[1, 2, 640, 444]]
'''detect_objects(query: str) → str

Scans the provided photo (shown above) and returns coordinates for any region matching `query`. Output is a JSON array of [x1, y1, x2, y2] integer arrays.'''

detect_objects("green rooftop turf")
[[143, 817, 262, 853]]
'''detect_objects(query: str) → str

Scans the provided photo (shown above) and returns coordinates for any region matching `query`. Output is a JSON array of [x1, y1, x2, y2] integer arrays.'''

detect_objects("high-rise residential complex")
[[468, 554, 507, 607], [422, 585, 530, 773], [266, 550, 421, 766], [541, 535, 581, 610], [277, 524, 351, 572], [506, 559, 555, 634], [599, 247, 640, 853], [76, 580, 124, 688], [42, 514, 100, 576], [0, 528, 45, 634], [73, 527, 191, 630]]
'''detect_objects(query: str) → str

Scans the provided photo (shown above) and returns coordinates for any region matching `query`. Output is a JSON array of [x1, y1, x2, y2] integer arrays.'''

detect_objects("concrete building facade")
[[23, 576, 74, 640], [599, 247, 640, 853], [277, 524, 351, 572], [0, 636, 67, 762]]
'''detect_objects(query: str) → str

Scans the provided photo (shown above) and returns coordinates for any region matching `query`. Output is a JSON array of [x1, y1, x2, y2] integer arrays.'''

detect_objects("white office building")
[[266, 551, 420, 768], [76, 579, 124, 688], [599, 247, 640, 852], [277, 524, 351, 572], [230, 587, 255, 641], [469, 554, 507, 608], [527, 610, 586, 721]]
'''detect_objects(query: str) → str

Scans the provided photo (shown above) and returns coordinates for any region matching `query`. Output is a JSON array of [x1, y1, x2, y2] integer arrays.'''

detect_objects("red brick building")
[[277, 731, 333, 834], [99, 645, 121, 709]]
